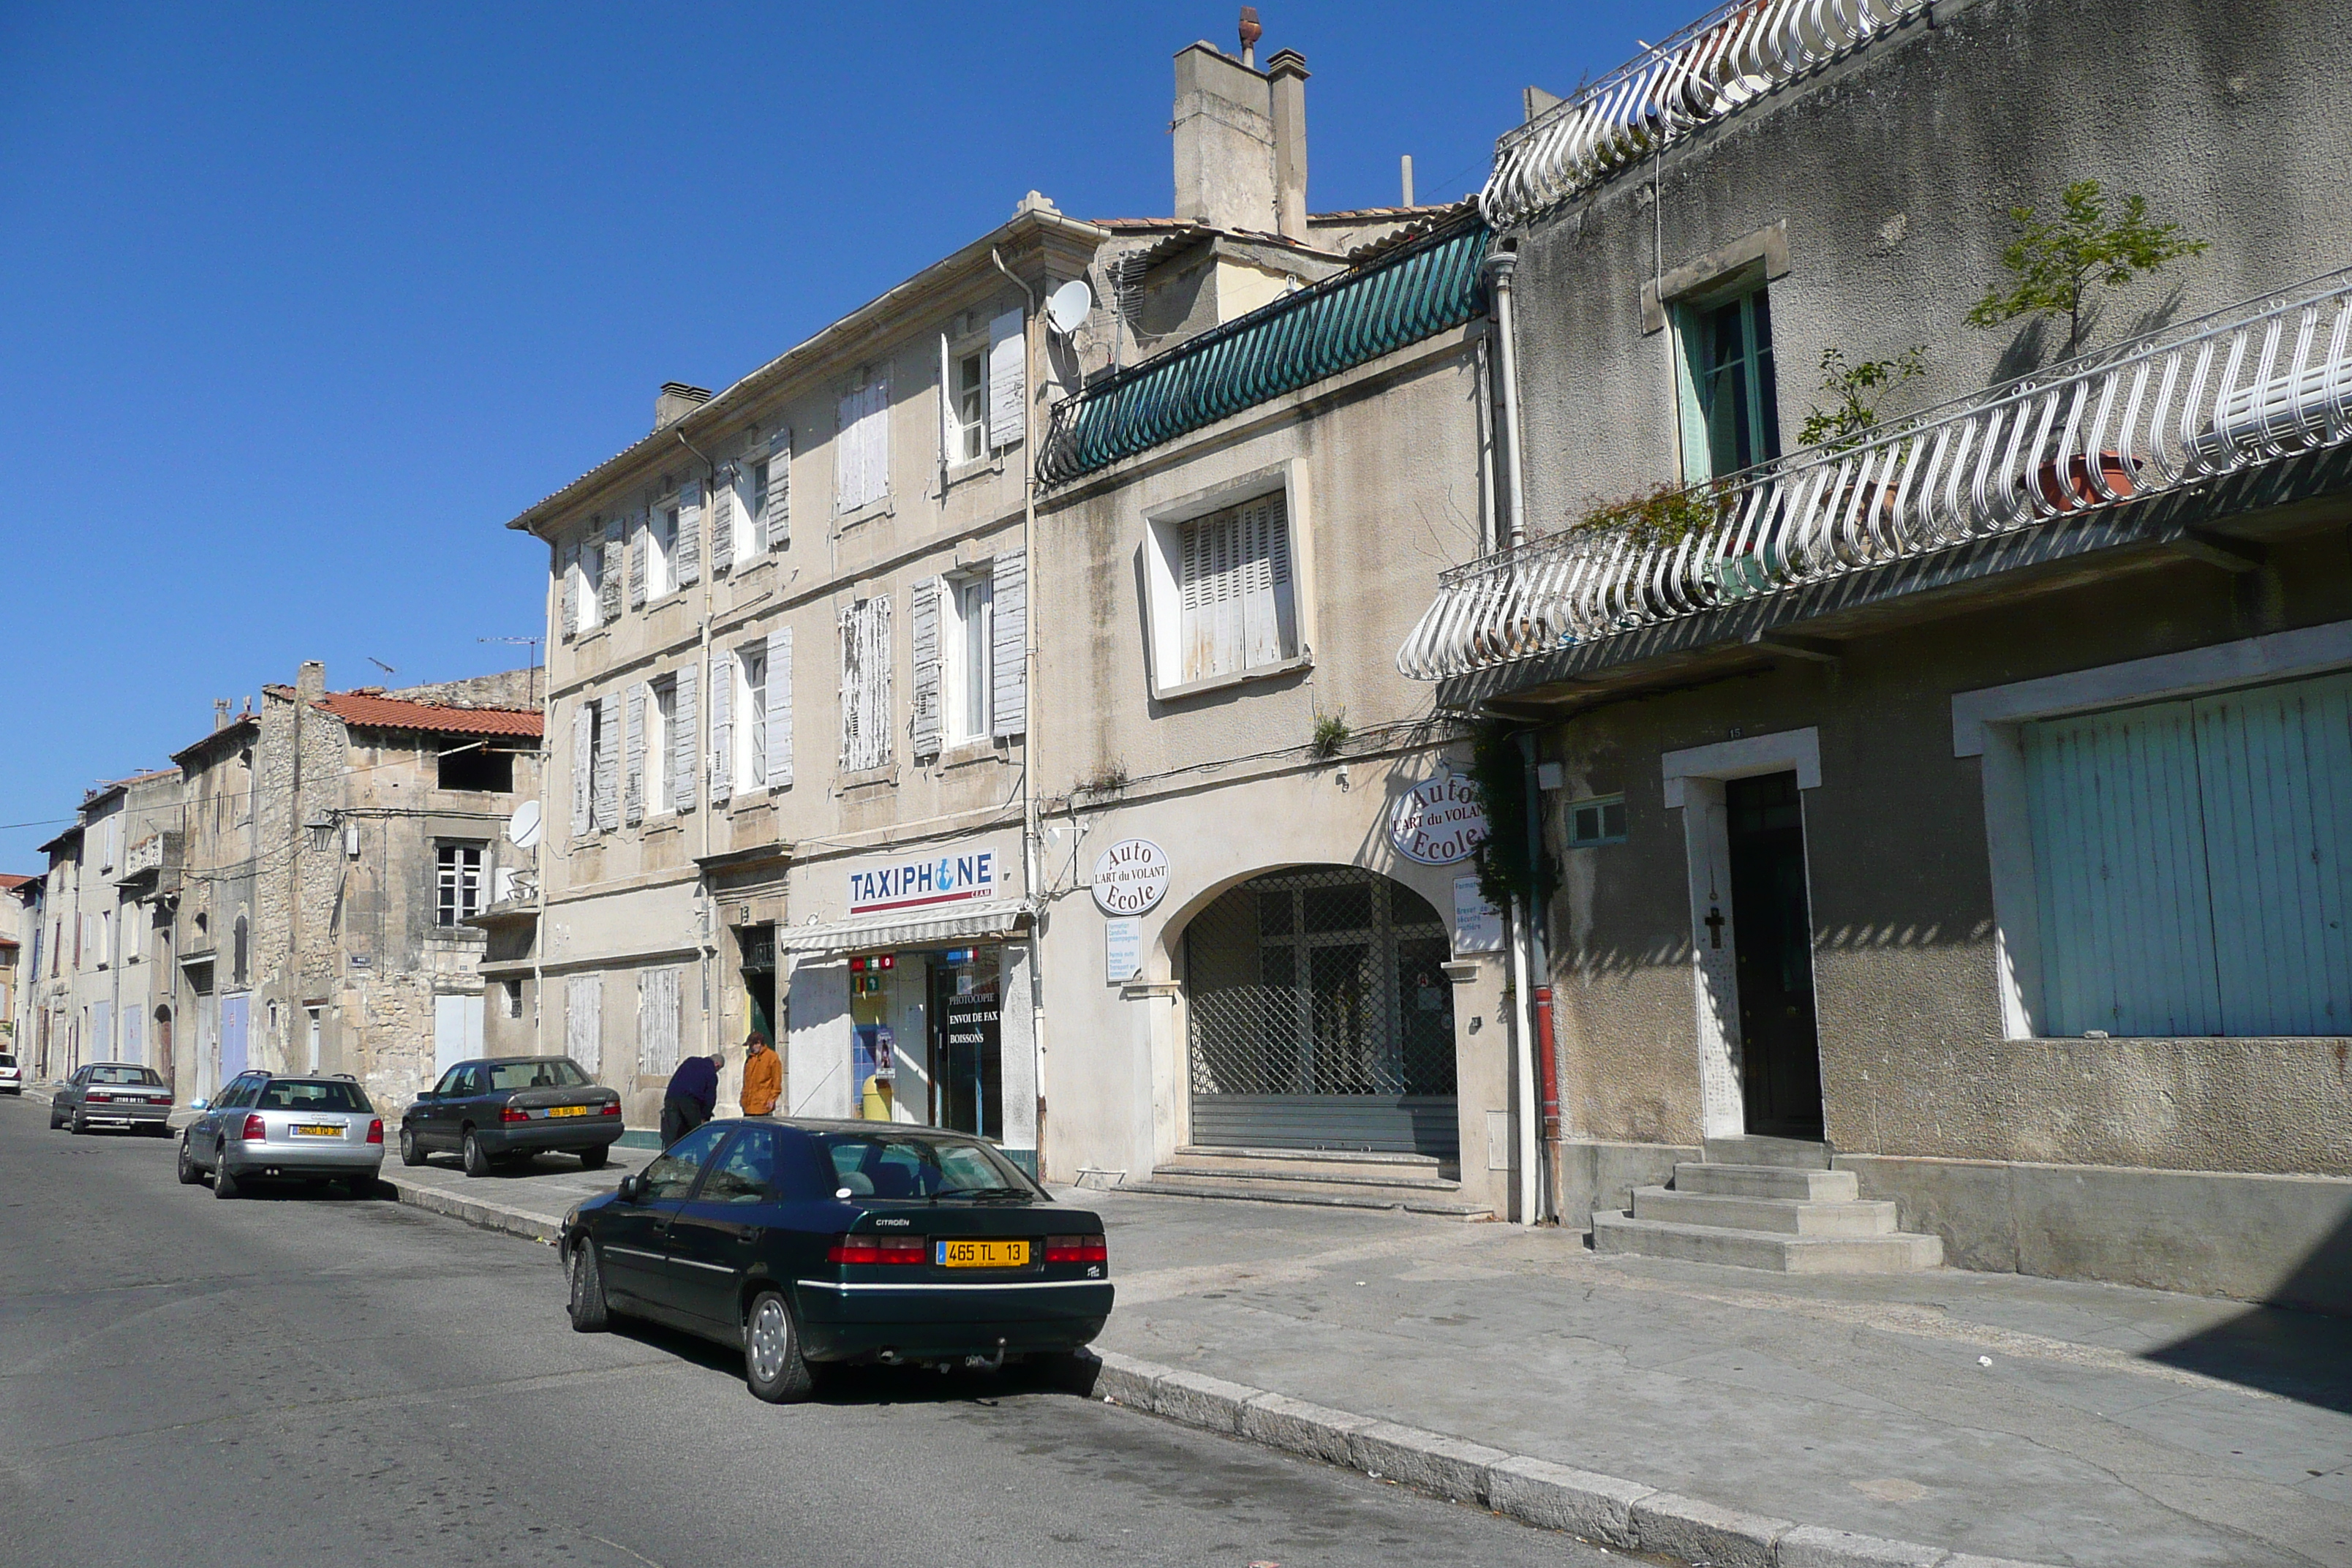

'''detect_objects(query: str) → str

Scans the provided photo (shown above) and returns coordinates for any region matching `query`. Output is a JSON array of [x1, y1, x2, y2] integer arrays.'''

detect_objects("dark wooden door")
[[1726, 772, 1824, 1139]]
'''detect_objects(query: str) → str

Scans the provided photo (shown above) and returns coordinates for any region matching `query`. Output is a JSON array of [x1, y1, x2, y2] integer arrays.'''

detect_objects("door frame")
[[1662, 728, 1822, 1140]]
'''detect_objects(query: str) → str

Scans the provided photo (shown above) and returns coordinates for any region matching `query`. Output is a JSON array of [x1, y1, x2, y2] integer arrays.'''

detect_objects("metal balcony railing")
[[1039, 216, 1490, 488], [1398, 267, 2352, 682], [1483, 0, 1924, 230]]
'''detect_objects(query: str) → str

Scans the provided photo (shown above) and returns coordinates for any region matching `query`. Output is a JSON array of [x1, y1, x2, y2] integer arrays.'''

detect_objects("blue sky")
[[0, 0, 1689, 870]]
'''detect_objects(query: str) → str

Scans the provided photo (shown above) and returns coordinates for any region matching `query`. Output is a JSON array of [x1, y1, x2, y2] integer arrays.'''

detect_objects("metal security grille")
[[1186, 868, 1457, 1099]]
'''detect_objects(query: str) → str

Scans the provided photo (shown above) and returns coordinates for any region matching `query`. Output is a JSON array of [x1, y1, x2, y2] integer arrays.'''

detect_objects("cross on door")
[[1704, 905, 1727, 949]]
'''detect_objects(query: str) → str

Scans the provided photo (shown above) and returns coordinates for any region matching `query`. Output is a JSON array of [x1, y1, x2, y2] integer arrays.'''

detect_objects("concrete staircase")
[[1121, 1145, 1491, 1219], [1592, 1135, 1942, 1273]]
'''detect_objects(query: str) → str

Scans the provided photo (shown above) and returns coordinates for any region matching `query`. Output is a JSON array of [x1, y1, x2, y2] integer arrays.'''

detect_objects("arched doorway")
[[1182, 867, 1457, 1159]]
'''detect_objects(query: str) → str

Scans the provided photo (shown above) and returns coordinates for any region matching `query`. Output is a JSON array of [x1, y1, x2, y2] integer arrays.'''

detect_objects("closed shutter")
[[938, 332, 955, 470], [1240, 492, 1296, 667], [678, 476, 703, 587], [709, 648, 735, 806], [764, 427, 791, 549], [766, 627, 793, 788], [570, 701, 594, 835], [839, 599, 892, 772], [627, 508, 648, 608], [623, 683, 647, 826], [1179, 494, 1292, 682], [559, 538, 580, 639], [704, 467, 730, 582], [991, 550, 1026, 739], [836, 382, 887, 512], [592, 694, 620, 831], [671, 661, 698, 815], [2021, 671, 2352, 1036], [599, 517, 624, 624], [911, 576, 943, 760], [565, 973, 602, 1077], [987, 309, 1025, 450], [676, 479, 701, 593], [638, 966, 681, 1077]]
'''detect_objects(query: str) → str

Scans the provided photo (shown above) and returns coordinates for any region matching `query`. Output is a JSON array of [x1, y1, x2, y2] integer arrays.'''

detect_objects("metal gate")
[[1184, 867, 1458, 1157]]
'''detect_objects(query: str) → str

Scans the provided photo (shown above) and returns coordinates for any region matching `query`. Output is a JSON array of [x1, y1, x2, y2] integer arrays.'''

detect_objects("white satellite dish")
[[507, 799, 542, 850], [1046, 278, 1093, 335]]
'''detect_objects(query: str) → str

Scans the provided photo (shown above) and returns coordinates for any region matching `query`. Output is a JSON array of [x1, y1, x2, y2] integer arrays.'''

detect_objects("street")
[[0, 1098, 1610, 1568]]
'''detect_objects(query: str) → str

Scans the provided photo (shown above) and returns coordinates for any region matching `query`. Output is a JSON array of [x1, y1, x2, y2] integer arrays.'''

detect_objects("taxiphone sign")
[[847, 848, 998, 915]]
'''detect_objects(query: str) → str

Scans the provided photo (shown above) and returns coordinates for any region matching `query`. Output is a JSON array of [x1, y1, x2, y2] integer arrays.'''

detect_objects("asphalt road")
[[0, 1098, 1615, 1568]]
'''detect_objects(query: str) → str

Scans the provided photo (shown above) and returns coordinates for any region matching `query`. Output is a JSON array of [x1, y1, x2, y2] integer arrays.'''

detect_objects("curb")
[[384, 1176, 562, 1245], [1080, 1349, 2055, 1568]]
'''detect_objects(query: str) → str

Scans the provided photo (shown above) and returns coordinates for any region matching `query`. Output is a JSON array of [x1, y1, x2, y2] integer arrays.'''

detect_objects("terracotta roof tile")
[[314, 691, 543, 739]]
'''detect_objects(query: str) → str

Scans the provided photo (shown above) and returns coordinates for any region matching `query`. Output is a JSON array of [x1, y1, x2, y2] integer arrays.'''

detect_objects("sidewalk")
[[344, 1133, 2347, 1568]]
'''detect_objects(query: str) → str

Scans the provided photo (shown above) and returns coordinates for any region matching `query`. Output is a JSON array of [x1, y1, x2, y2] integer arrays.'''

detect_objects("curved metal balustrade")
[[1398, 267, 2352, 682], [1482, 0, 1923, 230], [1038, 218, 1490, 489]]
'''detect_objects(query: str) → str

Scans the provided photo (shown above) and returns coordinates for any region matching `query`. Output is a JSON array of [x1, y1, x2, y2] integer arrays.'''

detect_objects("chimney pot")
[[1238, 6, 1261, 67]]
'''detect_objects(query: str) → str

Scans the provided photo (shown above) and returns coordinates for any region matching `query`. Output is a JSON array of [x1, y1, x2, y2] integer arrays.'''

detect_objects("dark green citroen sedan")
[[558, 1118, 1112, 1401]]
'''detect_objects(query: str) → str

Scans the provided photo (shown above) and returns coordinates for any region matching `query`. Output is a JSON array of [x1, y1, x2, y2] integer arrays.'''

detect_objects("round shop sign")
[[1390, 766, 1490, 865], [1091, 837, 1170, 916]]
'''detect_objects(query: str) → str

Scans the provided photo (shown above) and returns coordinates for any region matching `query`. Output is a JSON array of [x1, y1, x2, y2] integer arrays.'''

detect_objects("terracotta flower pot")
[[2031, 451, 2138, 513]]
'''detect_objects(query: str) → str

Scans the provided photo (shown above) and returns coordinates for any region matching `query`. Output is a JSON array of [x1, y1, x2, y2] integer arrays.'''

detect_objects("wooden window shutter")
[[709, 648, 734, 806], [911, 576, 943, 760], [676, 479, 702, 591], [623, 683, 647, 825], [987, 309, 1025, 450], [598, 518, 624, 624], [559, 538, 580, 640], [1237, 492, 1295, 667], [938, 331, 954, 471], [990, 549, 1026, 739], [766, 627, 793, 788], [678, 476, 704, 586], [764, 427, 791, 549], [627, 508, 649, 609], [671, 661, 698, 815], [592, 695, 620, 831], [570, 701, 594, 836]]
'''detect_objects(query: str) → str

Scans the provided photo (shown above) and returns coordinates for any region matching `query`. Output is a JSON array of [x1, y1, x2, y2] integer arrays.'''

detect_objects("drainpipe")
[[1517, 731, 1558, 1220], [993, 246, 1050, 1177], [1482, 245, 1531, 548], [531, 539, 557, 1060], [675, 426, 720, 1072], [1508, 893, 1538, 1226]]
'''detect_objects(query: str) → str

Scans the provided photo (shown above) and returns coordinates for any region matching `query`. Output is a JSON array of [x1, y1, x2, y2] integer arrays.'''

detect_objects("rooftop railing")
[[1482, 0, 1924, 230], [1398, 266, 2352, 682], [1038, 216, 1490, 488]]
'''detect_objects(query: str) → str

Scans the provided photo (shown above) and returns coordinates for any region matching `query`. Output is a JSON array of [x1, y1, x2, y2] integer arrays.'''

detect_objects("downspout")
[[1482, 245, 1531, 548], [992, 244, 1049, 1177], [1518, 731, 1558, 1221], [531, 537, 557, 1059], [675, 426, 720, 1074], [1508, 893, 1538, 1226]]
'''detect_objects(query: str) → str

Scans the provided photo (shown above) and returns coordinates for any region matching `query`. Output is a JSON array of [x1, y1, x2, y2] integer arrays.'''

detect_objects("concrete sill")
[[833, 498, 895, 531], [1150, 654, 1313, 705], [837, 766, 898, 791]]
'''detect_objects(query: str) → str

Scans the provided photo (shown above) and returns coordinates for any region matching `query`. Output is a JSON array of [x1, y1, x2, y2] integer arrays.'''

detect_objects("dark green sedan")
[[557, 1118, 1112, 1402]]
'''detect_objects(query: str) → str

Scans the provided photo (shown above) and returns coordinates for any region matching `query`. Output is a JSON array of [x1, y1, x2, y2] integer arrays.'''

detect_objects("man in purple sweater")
[[660, 1049, 724, 1147]]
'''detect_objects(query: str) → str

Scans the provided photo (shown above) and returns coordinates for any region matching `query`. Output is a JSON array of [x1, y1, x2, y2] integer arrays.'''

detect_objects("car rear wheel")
[[398, 1126, 425, 1167], [461, 1129, 491, 1178], [47, 1104, 64, 1129], [567, 1243, 612, 1333], [176, 1137, 203, 1186], [743, 1289, 815, 1403], [68, 1110, 87, 1135], [578, 1147, 608, 1170], [213, 1158, 242, 1200]]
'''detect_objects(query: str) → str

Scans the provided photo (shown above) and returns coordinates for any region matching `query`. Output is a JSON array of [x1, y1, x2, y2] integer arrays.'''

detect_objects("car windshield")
[[485, 1060, 589, 1092], [816, 1134, 1041, 1200], [256, 1080, 372, 1113], [0, 1055, 15, 1068], [89, 1066, 162, 1086]]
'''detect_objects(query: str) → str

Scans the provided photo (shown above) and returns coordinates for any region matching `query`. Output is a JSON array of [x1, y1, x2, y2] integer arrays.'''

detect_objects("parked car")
[[399, 1055, 622, 1177], [0, 1051, 20, 1095], [50, 1062, 172, 1134], [558, 1119, 1114, 1402], [177, 1070, 384, 1198]]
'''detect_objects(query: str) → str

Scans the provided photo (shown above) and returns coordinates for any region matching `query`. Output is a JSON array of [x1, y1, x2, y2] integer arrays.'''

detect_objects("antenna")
[[1046, 278, 1093, 336], [366, 657, 397, 676], [478, 635, 546, 710]]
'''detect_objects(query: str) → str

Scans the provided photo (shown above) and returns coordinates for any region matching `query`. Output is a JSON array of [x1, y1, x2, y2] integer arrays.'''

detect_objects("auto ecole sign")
[[1390, 766, 1490, 866], [847, 848, 998, 916], [1090, 838, 1169, 916]]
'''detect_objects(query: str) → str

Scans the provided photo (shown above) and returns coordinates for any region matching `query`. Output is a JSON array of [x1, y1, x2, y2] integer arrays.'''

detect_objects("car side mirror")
[[617, 1174, 644, 1202], [190, 1098, 209, 1111]]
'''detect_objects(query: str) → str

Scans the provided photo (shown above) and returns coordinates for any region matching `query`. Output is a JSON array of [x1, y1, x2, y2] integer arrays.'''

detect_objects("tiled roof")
[[0, 874, 33, 891], [314, 691, 543, 739]]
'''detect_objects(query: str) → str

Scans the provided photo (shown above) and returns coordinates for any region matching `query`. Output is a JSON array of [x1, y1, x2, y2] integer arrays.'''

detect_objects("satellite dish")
[[507, 799, 542, 850], [1046, 278, 1093, 335]]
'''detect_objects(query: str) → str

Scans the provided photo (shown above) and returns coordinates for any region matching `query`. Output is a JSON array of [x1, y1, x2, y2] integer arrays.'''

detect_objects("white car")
[[0, 1052, 20, 1095]]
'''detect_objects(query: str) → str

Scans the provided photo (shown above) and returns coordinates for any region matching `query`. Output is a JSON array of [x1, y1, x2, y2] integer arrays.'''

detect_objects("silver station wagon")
[[178, 1071, 385, 1198]]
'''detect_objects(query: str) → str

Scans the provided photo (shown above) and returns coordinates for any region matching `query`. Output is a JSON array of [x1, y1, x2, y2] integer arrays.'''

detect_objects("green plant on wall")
[[1966, 180, 2209, 358], [1309, 709, 1352, 759], [1797, 344, 1926, 450], [1567, 482, 1720, 551], [1469, 720, 1552, 913]]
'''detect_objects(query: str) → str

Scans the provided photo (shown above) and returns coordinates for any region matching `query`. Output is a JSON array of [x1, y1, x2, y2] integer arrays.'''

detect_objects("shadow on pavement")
[[2144, 1209, 2352, 1416], [608, 1315, 1097, 1407]]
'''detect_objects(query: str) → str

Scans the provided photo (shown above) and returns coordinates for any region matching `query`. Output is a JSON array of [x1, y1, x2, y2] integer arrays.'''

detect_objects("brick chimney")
[[655, 382, 712, 431]]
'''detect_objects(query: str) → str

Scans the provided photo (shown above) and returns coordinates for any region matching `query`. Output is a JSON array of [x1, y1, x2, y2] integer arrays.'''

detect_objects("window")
[[1566, 796, 1629, 848], [647, 676, 677, 815], [640, 1121, 728, 1200], [1677, 284, 1780, 482], [737, 644, 769, 788], [700, 1126, 781, 1205], [502, 979, 523, 1019], [438, 746, 514, 792], [951, 350, 987, 464], [257, 1079, 371, 1112], [835, 377, 889, 513], [839, 595, 893, 773], [949, 573, 993, 742], [649, 505, 678, 598], [1177, 491, 1297, 684], [232, 914, 248, 987], [638, 966, 682, 1076], [577, 528, 605, 632], [124, 904, 141, 962], [740, 459, 771, 567], [436, 844, 485, 927], [486, 1058, 589, 1091]]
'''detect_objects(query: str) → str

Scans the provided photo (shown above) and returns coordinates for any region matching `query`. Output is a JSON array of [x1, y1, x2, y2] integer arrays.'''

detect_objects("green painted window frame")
[[1674, 283, 1782, 484]]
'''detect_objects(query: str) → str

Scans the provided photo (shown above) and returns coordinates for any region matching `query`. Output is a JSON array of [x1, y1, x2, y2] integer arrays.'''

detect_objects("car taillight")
[[826, 1235, 927, 1265], [89, 1092, 113, 1103], [1046, 1235, 1109, 1264], [599, 1101, 621, 1116], [242, 1114, 267, 1142], [366, 1119, 384, 1145], [501, 1105, 529, 1123]]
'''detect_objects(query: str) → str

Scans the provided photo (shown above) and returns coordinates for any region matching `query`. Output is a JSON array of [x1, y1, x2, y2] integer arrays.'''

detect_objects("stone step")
[[1673, 1162, 1859, 1202], [1591, 1210, 1944, 1273], [1121, 1174, 1492, 1219], [1630, 1186, 1897, 1237], [1156, 1161, 1463, 1195], [1702, 1134, 1832, 1169], [1170, 1145, 1450, 1181]]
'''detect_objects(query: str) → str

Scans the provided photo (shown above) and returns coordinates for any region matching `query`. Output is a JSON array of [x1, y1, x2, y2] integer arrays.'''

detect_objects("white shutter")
[[678, 479, 703, 587], [623, 683, 647, 825], [627, 509, 648, 609], [766, 627, 793, 788], [990, 550, 1026, 739], [676, 480, 702, 592], [764, 427, 791, 549], [938, 331, 955, 471], [987, 309, 1025, 450], [838, 599, 892, 772], [638, 966, 680, 1077], [911, 576, 943, 760], [599, 517, 624, 623], [592, 694, 620, 831], [835, 382, 887, 512], [705, 467, 730, 581], [1237, 492, 1295, 666], [559, 538, 580, 640], [709, 648, 735, 806], [570, 701, 594, 835], [565, 973, 602, 1076], [671, 661, 698, 815]]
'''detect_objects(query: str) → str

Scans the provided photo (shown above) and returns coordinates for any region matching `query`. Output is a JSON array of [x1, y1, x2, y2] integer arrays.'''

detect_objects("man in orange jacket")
[[739, 1032, 782, 1117]]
